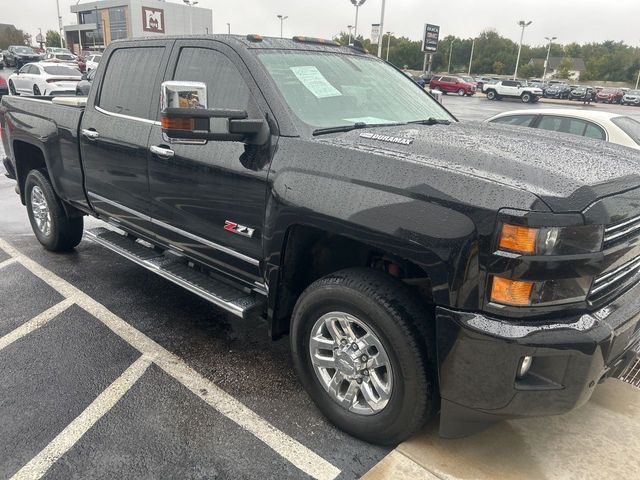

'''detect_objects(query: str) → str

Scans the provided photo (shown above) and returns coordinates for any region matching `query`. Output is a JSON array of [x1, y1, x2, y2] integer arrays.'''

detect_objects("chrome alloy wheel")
[[309, 312, 393, 415], [30, 185, 52, 236]]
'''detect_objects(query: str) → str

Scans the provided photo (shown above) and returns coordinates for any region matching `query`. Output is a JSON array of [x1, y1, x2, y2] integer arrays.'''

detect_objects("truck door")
[[80, 42, 171, 236], [146, 40, 272, 288]]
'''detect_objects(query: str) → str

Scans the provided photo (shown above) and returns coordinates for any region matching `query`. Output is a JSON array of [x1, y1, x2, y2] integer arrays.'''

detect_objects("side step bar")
[[85, 227, 264, 319]]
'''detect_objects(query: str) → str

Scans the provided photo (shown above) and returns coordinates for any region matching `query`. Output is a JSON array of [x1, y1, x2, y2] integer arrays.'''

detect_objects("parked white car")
[[483, 80, 544, 103], [486, 109, 640, 150], [85, 54, 102, 71], [8, 62, 82, 96]]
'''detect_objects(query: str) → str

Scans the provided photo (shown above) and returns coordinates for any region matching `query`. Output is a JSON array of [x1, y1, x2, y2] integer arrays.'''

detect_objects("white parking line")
[[0, 238, 341, 480], [0, 258, 17, 270], [0, 298, 75, 352], [11, 356, 152, 480]]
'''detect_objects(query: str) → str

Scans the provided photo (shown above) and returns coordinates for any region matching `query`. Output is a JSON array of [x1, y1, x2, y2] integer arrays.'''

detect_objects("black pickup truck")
[[2, 35, 640, 445]]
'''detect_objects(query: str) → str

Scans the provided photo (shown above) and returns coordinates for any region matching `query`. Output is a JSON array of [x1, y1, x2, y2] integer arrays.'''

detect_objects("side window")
[[19, 65, 31, 74], [566, 118, 588, 136], [537, 116, 565, 133], [584, 122, 606, 140], [99, 47, 164, 119], [173, 48, 251, 111], [491, 115, 536, 127]]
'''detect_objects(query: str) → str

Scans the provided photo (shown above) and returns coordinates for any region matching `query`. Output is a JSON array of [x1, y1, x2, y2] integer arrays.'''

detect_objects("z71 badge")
[[224, 221, 255, 238]]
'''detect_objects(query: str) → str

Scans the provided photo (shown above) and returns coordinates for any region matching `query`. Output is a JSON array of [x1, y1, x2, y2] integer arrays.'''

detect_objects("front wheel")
[[291, 268, 436, 445], [521, 93, 532, 103], [25, 170, 84, 252], [457, 88, 466, 96], [486, 90, 497, 100]]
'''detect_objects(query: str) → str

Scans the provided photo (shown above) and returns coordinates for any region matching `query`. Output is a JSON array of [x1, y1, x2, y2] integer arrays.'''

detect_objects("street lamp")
[[376, 0, 386, 58], [636, 69, 640, 90], [385, 31, 392, 62], [56, 0, 64, 47], [543, 36, 557, 80], [447, 39, 455, 73], [277, 14, 288, 38], [468, 38, 476, 75], [514, 20, 532, 80], [183, 0, 199, 34], [227, 23, 231, 35], [350, 0, 367, 39]]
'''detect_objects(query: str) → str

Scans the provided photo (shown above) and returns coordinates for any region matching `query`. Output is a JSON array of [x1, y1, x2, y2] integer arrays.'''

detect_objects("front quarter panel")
[[264, 137, 547, 310]]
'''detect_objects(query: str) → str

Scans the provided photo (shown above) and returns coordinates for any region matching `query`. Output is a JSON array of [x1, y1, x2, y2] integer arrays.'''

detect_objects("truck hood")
[[315, 122, 640, 212]]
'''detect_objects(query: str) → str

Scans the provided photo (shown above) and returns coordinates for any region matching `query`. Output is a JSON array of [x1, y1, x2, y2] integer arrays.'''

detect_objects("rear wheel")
[[25, 170, 84, 252], [291, 268, 436, 445]]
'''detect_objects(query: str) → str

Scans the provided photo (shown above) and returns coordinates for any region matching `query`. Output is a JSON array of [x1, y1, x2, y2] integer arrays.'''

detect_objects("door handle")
[[81, 129, 99, 140], [149, 145, 175, 159]]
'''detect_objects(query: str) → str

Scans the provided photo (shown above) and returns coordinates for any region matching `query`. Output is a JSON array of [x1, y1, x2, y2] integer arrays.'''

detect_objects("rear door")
[[80, 41, 172, 236], [146, 40, 273, 287]]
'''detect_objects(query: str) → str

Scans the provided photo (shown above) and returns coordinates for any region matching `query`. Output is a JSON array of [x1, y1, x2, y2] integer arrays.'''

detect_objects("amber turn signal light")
[[491, 277, 534, 306], [161, 116, 195, 130], [499, 224, 538, 254]]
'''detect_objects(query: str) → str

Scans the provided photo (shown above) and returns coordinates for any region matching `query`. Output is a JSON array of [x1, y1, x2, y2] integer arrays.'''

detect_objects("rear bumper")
[[436, 279, 640, 438]]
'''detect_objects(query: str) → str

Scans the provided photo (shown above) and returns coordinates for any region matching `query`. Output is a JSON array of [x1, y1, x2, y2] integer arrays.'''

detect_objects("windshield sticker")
[[344, 117, 392, 124], [290, 66, 342, 99]]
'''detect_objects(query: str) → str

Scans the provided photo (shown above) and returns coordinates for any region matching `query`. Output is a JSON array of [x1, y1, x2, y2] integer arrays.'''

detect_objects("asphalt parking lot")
[[1, 67, 640, 479]]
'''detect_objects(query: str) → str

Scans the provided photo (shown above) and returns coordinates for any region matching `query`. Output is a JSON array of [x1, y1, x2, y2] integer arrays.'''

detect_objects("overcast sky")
[[7, 0, 640, 47]]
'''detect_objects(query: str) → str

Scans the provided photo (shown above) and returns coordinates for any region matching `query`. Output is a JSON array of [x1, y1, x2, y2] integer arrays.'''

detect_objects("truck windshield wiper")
[[407, 118, 451, 126], [312, 122, 403, 136]]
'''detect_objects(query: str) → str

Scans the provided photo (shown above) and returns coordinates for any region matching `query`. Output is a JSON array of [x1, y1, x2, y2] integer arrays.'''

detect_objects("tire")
[[33, 84, 41, 96], [457, 88, 466, 96], [290, 268, 436, 445], [486, 90, 497, 100], [521, 93, 532, 103], [25, 170, 84, 252], [8, 80, 17, 96]]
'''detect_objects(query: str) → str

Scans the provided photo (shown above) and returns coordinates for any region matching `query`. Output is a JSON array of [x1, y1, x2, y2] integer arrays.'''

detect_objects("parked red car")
[[596, 89, 624, 104], [429, 75, 476, 96]]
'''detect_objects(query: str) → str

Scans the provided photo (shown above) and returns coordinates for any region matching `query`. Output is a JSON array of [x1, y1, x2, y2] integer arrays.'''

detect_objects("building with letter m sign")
[[142, 6, 165, 34], [422, 24, 440, 53]]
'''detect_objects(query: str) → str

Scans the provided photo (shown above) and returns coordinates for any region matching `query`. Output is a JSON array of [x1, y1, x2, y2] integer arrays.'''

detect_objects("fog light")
[[517, 356, 533, 379]]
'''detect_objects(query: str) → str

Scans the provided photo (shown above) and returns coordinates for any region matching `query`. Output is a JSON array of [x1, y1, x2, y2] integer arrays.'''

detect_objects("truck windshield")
[[257, 51, 453, 130]]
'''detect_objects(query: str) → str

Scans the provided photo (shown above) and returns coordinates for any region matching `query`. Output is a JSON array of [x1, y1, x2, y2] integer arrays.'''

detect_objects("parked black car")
[[544, 83, 571, 99], [568, 86, 594, 101], [75, 68, 96, 95], [2, 35, 640, 445], [3, 45, 41, 68]]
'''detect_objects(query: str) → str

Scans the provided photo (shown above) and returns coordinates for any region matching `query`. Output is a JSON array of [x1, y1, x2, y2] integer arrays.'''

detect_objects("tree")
[[493, 61, 505, 75], [46, 30, 61, 47], [556, 58, 573, 79], [0, 24, 25, 49]]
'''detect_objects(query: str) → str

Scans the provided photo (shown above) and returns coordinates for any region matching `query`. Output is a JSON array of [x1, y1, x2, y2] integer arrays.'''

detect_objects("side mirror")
[[160, 81, 268, 145]]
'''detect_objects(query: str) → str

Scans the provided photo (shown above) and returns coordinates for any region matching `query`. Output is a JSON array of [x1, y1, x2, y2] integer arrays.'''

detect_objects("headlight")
[[498, 224, 604, 256]]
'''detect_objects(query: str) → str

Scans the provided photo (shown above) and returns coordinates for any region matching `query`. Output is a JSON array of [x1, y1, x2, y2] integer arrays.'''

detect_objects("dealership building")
[[64, 0, 213, 54]]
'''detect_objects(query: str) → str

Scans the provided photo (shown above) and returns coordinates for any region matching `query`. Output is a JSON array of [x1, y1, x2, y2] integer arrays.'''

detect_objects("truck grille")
[[620, 350, 640, 388], [588, 215, 640, 303]]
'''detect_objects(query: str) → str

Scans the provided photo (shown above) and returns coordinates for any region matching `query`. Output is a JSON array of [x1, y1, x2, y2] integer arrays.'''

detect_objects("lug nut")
[[357, 378, 363, 384], [341, 339, 347, 345], [351, 343, 358, 350], [361, 355, 368, 362], [363, 369, 369, 376]]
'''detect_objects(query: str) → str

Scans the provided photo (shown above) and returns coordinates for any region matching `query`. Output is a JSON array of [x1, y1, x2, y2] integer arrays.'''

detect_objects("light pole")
[[376, 0, 386, 58], [447, 39, 455, 73], [183, 0, 199, 34], [543, 36, 557, 80], [385, 31, 392, 62], [350, 0, 367, 39], [227, 23, 231, 35], [514, 20, 532, 80], [347, 25, 354, 44], [56, 0, 64, 47], [636, 69, 640, 90], [277, 15, 288, 38], [468, 38, 475, 75]]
